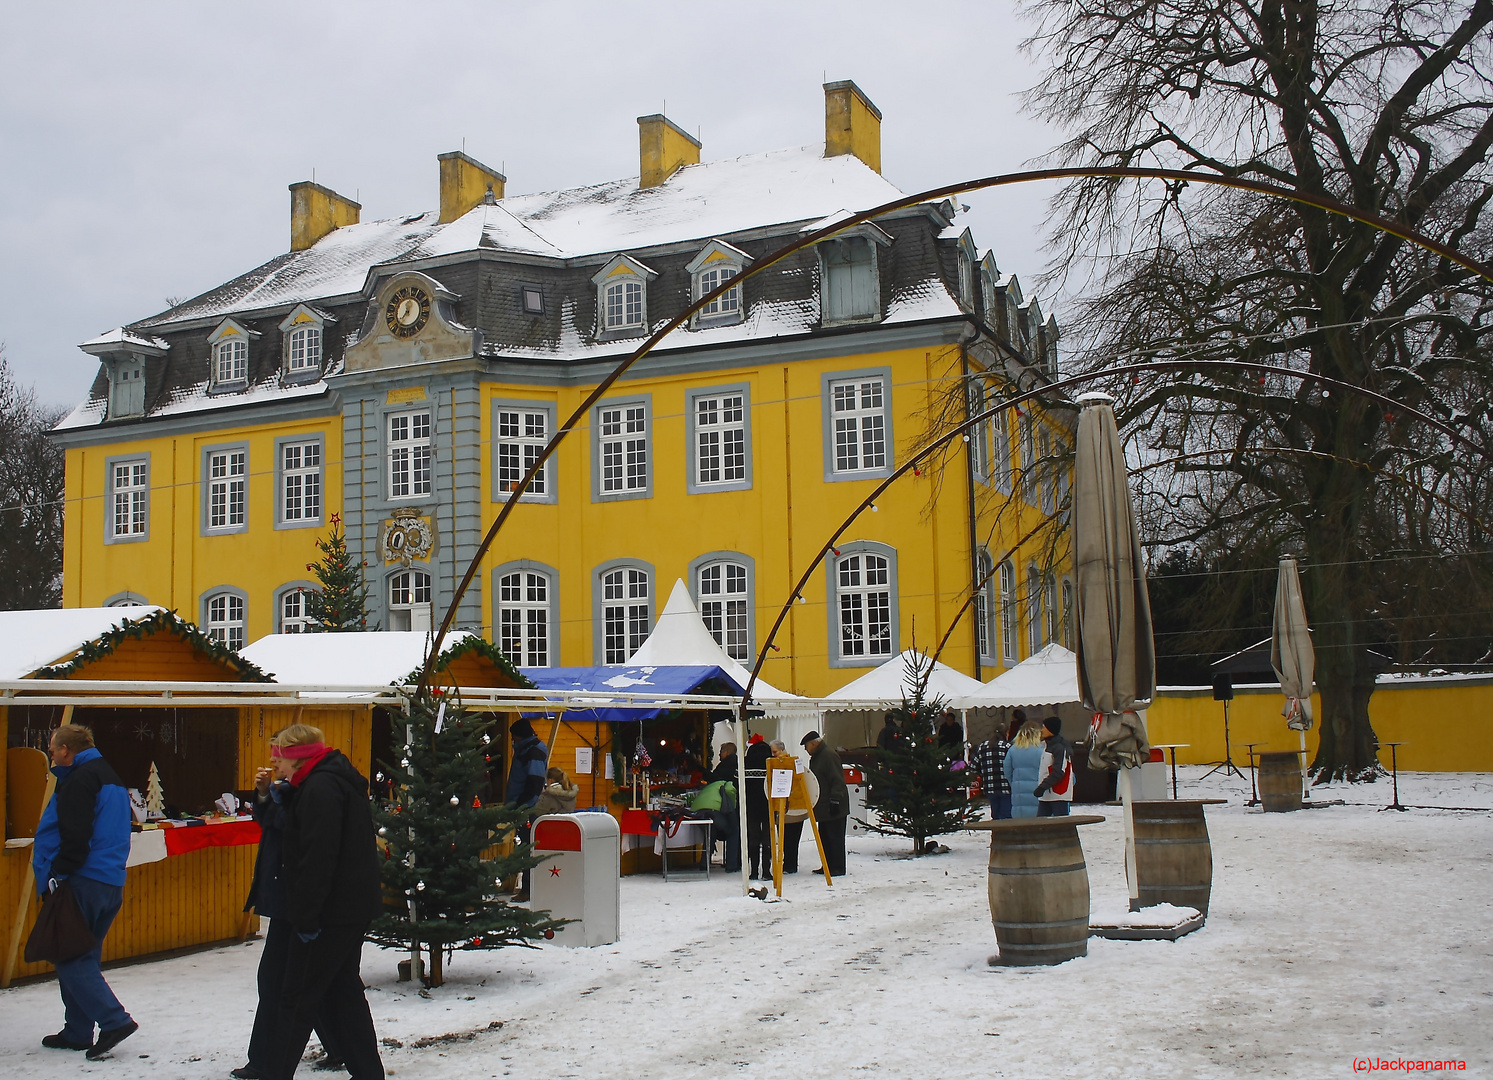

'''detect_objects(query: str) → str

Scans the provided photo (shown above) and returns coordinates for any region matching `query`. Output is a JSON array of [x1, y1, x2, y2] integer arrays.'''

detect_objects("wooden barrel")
[[1258, 752, 1303, 813], [979, 815, 1103, 966], [1131, 800, 1213, 915]]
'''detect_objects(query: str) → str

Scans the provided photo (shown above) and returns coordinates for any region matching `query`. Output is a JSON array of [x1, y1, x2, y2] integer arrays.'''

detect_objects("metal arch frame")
[[737, 358, 1473, 711], [415, 166, 1492, 696]]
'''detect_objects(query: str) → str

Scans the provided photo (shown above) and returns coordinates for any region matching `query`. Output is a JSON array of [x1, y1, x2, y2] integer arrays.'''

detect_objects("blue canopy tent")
[[519, 665, 745, 723]]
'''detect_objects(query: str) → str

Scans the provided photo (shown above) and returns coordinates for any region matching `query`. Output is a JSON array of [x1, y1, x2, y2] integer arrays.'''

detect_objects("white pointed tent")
[[628, 580, 820, 744], [819, 648, 986, 750], [955, 643, 1080, 710]]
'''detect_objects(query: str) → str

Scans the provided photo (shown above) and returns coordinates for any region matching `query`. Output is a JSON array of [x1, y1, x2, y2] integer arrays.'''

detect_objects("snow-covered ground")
[[4, 768, 1490, 1079]]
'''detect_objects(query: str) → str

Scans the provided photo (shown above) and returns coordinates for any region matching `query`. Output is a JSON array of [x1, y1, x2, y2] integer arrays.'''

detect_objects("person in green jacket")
[[690, 778, 739, 872]]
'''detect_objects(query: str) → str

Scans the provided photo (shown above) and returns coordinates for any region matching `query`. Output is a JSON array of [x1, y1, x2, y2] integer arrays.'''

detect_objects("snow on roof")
[[54, 369, 334, 431], [822, 648, 986, 709], [134, 146, 908, 329], [0, 606, 167, 680], [80, 327, 169, 351], [241, 630, 478, 688], [954, 643, 1081, 710], [627, 580, 808, 708]]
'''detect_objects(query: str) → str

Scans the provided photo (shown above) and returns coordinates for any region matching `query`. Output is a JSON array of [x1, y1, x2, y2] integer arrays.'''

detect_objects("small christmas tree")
[[861, 651, 982, 854], [304, 513, 374, 632], [145, 761, 165, 818], [368, 688, 563, 988]]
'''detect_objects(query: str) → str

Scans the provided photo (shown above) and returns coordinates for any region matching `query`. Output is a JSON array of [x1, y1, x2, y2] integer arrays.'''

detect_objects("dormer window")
[[215, 339, 247, 382], [591, 255, 658, 339], [816, 222, 892, 326], [278, 304, 332, 381], [287, 327, 320, 371], [207, 318, 256, 390], [686, 240, 752, 327], [109, 358, 146, 419]]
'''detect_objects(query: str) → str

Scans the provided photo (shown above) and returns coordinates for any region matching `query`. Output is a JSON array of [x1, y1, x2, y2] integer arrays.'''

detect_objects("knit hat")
[[1044, 717, 1062, 735]]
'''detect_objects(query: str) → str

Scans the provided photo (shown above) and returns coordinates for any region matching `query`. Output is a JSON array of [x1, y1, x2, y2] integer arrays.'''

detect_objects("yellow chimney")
[[638, 114, 701, 189], [823, 80, 882, 174], [289, 181, 361, 252], [438, 151, 506, 224]]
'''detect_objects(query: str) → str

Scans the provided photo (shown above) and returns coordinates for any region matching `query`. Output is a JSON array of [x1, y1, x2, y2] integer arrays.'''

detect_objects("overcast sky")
[[0, 0, 1062, 409]]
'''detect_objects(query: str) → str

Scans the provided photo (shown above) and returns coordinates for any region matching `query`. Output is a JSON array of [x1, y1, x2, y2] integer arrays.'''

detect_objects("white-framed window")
[[205, 591, 247, 650], [1056, 441, 1071, 520], [111, 459, 148, 539], [496, 407, 549, 499], [600, 566, 650, 664], [388, 569, 432, 631], [697, 265, 739, 318], [597, 401, 649, 496], [975, 549, 997, 662], [999, 560, 1016, 663], [287, 326, 321, 372], [698, 561, 751, 662], [207, 449, 247, 531], [280, 439, 322, 524], [214, 339, 247, 384], [821, 236, 879, 323], [995, 407, 1013, 494], [1020, 413, 1036, 504], [498, 569, 551, 667], [1044, 572, 1059, 647], [1039, 429, 1055, 515], [105, 591, 149, 608], [694, 393, 746, 487], [388, 410, 432, 499], [1027, 565, 1044, 657], [604, 278, 644, 330], [834, 550, 894, 661], [109, 359, 146, 418], [828, 375, 888, 476], [1061, 578, 1075, 651], [969, 380, 990, 479], [281, 588, 311, 633]]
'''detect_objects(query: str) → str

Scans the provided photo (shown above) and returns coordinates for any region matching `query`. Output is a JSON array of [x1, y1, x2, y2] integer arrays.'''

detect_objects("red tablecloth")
[[620, 809, 656, 836], [161, 819, 261, 857]]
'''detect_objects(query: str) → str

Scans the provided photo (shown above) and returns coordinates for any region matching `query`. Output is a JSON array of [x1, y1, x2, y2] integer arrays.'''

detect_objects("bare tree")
[[1023, 0, 1493, 779], [0, 346, 66, 609]]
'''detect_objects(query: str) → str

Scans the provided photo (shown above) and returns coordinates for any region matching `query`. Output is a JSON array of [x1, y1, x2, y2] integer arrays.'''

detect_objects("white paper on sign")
[[576, 747, 594, 775], [604, 754, 615, 779], [769, 768, 794, 799]]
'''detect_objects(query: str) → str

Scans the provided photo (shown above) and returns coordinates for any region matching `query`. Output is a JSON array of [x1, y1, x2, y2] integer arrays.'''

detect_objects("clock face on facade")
[[385, 286, 431, 338]]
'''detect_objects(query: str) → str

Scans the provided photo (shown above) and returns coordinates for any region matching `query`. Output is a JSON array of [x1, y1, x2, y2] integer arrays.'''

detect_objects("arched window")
[[968, 380, 991, 479], [975, 549, 997, 662], [498, 568, 552, 667], [1026, 565, 1043, 657], [203, 590, 247, 650], [286, 326, 321, 373], [830, 544, 897, 663], [599, 565, 651, 664], [388, 569, 432, 631], [999, 561, 1016, 663], [1043, 572, 1059, 647], [698, 560, 751, 662]]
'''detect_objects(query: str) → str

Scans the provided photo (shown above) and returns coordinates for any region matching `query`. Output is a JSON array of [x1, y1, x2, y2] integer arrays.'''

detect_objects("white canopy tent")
[[954, 644, 1090, 744], [818, 649, 985, 750], [628, 580, 820, 748]]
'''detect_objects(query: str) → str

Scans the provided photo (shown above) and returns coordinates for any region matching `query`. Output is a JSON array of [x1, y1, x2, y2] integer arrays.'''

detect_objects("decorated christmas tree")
[[861, 651, 981, 854], [303, 513, 374, 632], [145, 761, 165, 818], [368, 687, 563, 987]]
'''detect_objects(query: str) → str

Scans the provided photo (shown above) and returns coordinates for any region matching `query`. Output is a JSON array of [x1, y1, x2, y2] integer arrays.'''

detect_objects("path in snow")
[[2, 768, 1489, 1079]]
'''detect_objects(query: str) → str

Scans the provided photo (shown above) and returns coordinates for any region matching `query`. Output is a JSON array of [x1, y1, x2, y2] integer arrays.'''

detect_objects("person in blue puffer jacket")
[[32, 724, 137, 1059], [1001, 720, 1047, 819], [504, 718, 549, 902]]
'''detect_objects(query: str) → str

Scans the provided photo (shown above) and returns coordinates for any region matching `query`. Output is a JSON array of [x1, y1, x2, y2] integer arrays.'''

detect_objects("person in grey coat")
[[1002, 721, 1046, 819]]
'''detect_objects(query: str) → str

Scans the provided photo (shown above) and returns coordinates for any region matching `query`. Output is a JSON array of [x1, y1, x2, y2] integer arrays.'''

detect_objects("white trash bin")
[[845, 764, 869, 833], [530, 812, 620, 947]]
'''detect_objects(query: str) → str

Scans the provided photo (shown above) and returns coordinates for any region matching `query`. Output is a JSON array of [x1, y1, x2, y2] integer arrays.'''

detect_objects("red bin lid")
[[533, 818, 583, 852]]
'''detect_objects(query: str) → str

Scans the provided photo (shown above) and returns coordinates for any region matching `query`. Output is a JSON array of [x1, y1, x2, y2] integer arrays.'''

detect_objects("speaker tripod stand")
[[1201, 695, 1244, 780]]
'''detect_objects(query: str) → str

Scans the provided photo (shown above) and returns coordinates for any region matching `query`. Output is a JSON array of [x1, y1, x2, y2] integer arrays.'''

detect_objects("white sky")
[[0, 0, 1061, 409]]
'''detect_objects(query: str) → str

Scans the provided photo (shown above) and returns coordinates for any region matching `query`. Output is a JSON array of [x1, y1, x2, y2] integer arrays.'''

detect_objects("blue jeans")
[[1037, 801, 1070, 816], [988, 793, 1013, 820], [55, 875, 132, 1041]]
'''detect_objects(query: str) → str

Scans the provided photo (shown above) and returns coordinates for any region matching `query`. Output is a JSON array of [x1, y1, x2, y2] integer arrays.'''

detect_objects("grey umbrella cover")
[[1271, 556, 1315, 731], [1073, 400, 1155, 769]]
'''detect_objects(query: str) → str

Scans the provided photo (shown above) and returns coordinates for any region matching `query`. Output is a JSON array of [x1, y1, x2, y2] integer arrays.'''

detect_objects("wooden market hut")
[[1, 607, 274, 985]]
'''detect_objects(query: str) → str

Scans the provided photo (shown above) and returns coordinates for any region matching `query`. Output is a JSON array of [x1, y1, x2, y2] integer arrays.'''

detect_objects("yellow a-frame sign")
[[766, 752, 831, 896]]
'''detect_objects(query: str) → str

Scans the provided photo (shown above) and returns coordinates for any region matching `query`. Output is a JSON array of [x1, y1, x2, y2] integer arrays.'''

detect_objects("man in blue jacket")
[[505, 719, 549, 902], [32, 724, 137, 1059]]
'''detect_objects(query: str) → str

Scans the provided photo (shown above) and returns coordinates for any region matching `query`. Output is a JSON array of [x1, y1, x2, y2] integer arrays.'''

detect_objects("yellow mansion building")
[[56, 82, 1074, 696]]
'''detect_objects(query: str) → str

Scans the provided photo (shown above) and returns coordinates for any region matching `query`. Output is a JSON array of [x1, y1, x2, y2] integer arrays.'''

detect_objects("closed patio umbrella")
[[1270, 556, 1315, 800], [1073, 394, 1155, 770]]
